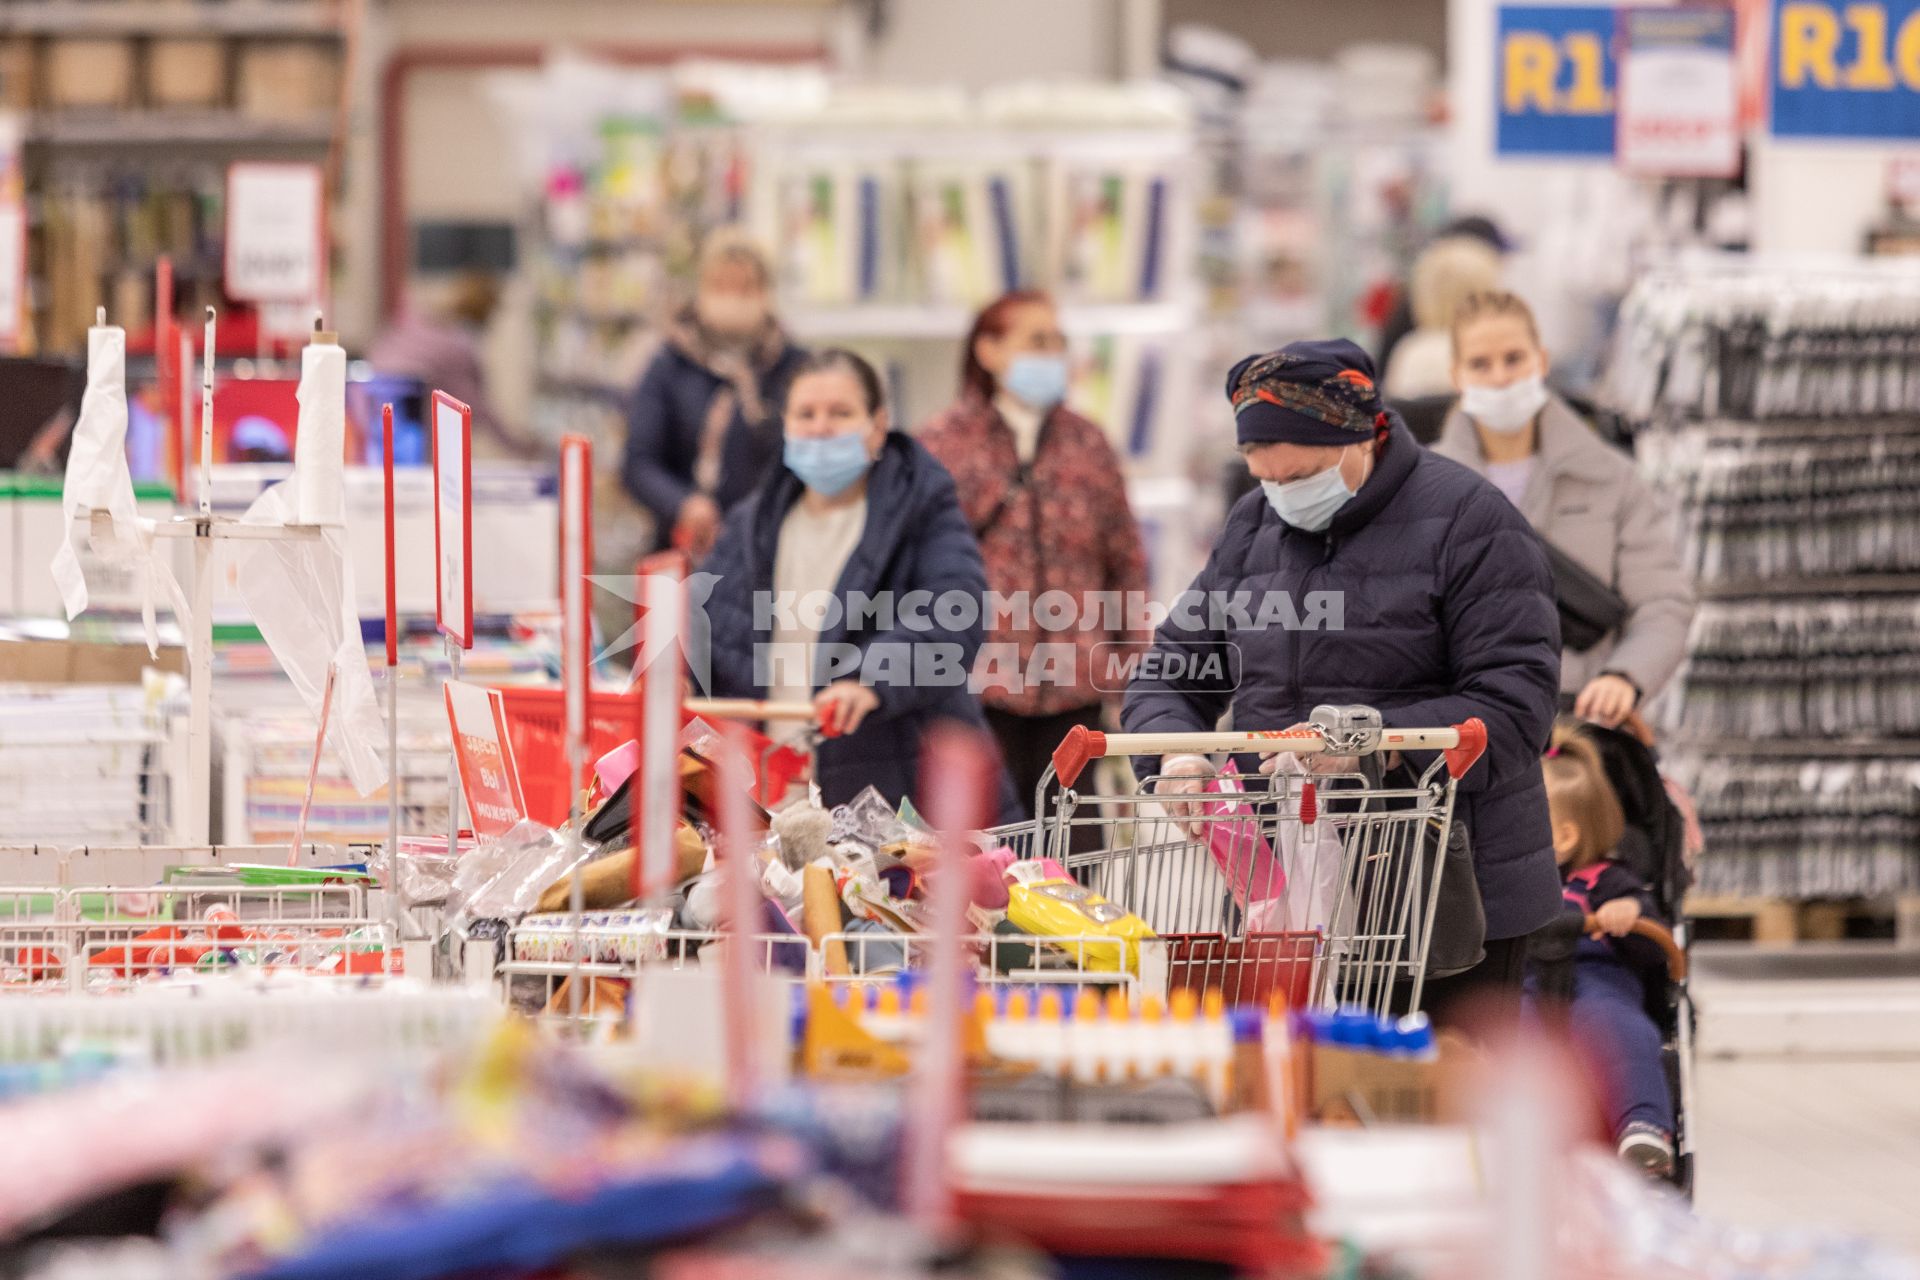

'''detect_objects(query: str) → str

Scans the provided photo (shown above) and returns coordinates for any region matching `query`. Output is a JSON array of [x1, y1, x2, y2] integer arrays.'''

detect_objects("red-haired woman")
[[920, 291, 1148, 823]]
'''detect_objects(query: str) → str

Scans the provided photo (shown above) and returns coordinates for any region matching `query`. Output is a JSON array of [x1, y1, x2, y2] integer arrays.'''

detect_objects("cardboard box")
[[2, 638, 186, 684], [1308, 1042, 1439, 1124], [148, 39, 227, 109], [43, 39, 137, 110], [6, 475, 182, 617], [0, 38, 35, 111], [235, 42, 337, 121]]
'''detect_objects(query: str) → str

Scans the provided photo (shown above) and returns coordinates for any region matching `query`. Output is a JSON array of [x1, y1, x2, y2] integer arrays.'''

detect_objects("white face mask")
[[1460, 375, 1549, 434], [1259, 447, 1368, 532]]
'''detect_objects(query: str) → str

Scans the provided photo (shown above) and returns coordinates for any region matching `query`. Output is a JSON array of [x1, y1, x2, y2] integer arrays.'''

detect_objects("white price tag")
[[1618, 8, 1740, 179], [225, 163, 325, 303]]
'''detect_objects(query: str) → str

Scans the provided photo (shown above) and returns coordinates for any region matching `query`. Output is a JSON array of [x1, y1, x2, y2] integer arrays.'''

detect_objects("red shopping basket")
[[493, 687, 809, 826], [1163, 931, 1321, 1011]]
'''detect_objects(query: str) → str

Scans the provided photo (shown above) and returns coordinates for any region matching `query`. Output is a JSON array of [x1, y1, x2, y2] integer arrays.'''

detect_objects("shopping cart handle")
[[686, 698, 818, 722], [1049, 719, 1488, 788]]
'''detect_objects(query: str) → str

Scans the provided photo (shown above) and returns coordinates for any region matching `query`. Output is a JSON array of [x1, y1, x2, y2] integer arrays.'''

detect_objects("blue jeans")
[[1569, 955, 1673, 1137]]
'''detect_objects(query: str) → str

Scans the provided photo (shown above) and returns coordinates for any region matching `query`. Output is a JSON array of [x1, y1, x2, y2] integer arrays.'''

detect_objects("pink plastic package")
[[1201, 767, 1285, 909]]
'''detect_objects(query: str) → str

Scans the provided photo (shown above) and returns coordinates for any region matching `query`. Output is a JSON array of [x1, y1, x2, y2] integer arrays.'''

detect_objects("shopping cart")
[[489, 696, 822, 1031], [1, 881, 395, 993], [983, 705, 1487, 1016]]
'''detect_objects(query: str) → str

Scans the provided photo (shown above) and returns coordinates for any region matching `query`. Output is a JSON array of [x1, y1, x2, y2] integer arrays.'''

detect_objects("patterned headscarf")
[[1227, 338, 1390, 447]]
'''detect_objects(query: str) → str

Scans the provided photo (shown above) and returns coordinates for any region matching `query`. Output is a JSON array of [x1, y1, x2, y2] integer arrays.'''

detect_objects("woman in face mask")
[[1123, 338, 1565, 1024], [919, 291, 1148, 827], [621, 229, 808, 561], [1433, 290, 1694, 729], [701, 348, 1017, 818]]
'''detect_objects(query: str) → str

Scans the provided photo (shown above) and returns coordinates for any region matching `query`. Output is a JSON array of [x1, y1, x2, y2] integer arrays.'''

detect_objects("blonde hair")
[[1450, 288, 1542, 352], [696, 226, 772, 289], [1410, 238, 1502, 332], [1542, 724, 1624, 869]]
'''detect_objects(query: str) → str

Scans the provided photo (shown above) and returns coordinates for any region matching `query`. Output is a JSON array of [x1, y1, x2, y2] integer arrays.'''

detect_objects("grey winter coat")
[[1432, 395, 1695, 703]]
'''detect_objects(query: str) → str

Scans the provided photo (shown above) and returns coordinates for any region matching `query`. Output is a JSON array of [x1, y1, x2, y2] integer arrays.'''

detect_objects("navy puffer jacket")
[[1122, 416, 1563, 939], [699, 432, 1018, 820]]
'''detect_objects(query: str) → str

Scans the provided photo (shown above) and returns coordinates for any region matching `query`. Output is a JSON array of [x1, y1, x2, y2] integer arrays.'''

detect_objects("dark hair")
[[787, 347, 886, 414], [961, 289, 1054, 400]]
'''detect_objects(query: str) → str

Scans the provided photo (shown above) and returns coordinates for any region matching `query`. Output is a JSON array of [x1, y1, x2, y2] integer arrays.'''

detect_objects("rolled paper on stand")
[[70, 314, 129, 514], [294, 328, 347, 525]]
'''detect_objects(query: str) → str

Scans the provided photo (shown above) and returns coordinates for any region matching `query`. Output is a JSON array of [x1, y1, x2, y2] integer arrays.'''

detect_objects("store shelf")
[[1699, 573, 1920, 600], [783, 300, 1192, 341], [0, 1, 344, 36], [1668, 737, 1920, 758], [27, 110, 336, 148]]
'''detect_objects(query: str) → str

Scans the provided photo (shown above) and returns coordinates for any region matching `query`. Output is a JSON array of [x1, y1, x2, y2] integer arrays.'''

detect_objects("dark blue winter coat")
[[1121, 416, 1563, 939], [698, 431, 1018, 821], [621, 336, 809, 549]]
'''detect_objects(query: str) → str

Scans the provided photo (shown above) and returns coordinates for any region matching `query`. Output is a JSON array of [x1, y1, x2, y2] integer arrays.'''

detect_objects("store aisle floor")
[[1689, 945, 1920, 1253]]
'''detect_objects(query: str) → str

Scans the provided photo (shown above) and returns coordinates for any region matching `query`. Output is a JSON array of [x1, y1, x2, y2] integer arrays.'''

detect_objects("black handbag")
[[1544, 538, 1629, 653], [1346, 758, 1487, 982]]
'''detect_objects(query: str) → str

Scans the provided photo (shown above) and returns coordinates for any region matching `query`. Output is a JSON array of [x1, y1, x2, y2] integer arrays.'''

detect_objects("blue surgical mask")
[[1002, 354, 1070, 410], [1261, 459, 1358, 532], [785, 431, 873, 497]]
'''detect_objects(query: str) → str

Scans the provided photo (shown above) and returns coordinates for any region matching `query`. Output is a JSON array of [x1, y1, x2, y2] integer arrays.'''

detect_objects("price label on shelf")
[[432, 391, 474, 648], [225, 162, 326, 303]]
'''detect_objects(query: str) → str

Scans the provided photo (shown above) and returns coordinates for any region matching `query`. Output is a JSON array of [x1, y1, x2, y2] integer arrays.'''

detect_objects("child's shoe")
[[1617, 1122, 1675, 1181]]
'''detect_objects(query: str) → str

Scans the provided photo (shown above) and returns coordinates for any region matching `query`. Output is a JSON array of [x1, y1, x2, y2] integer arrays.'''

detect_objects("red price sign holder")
[[558, 433, 594, 1021], [632, 550, 688, 901], [443, 681, 528, 838]]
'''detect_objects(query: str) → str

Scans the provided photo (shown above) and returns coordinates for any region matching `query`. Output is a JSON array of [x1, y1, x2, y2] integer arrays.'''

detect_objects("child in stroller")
[[1536, 729, 1678, 1180]]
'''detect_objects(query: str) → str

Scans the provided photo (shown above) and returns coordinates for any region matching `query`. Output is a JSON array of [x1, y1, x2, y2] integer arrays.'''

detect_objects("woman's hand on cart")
[[813, 680, 879, 737], [1150, 753, 1214, 833], [1258, 723, 1358, 776]]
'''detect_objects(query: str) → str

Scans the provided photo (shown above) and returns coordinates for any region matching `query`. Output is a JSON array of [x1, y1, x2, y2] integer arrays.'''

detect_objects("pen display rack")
[[1610, 259, 1920, 902]]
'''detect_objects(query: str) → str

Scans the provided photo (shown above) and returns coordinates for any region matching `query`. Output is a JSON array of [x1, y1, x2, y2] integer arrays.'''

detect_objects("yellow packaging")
[[1005, 877, 1154, 973]]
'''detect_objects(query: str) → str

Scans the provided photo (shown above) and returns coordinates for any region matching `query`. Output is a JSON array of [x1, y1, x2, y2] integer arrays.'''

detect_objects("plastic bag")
[[50, 323, 187, 656], [1244, 755, 1351, 937], [830, 786, 916, 854], [445, 820, 601, 939], [239, 481, 387, 795], [394, 850, 459, 906], [1199, 766, 1284, 910]]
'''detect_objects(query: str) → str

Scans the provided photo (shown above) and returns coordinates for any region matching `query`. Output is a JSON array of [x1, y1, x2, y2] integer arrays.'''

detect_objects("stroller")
[[1529, 720, 1697, 1196]]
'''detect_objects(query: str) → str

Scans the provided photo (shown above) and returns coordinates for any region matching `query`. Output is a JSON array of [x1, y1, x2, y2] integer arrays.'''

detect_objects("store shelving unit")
[[1615, 260, 1920, 907], [7, 0, 350, 354], [0, 2, 343, 37], [739, 109, 1206, 597], [508, 75, 1217, 599]]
